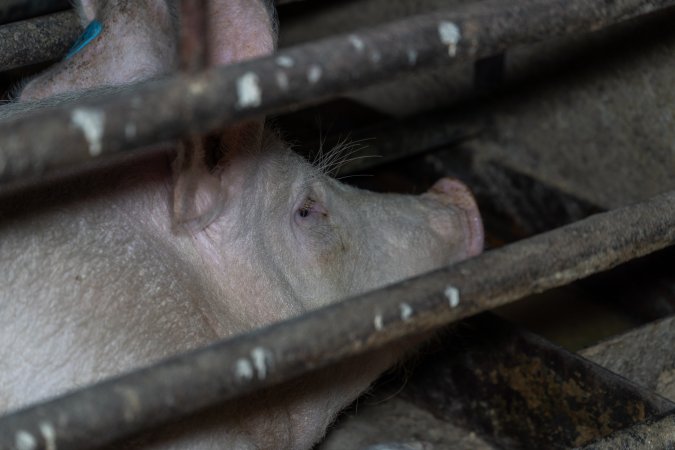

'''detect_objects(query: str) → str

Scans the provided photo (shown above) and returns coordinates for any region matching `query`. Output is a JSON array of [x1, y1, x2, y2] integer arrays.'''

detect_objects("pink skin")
[[19, 0, 177, 102], [427, 177, 485, 258], [2, 1, 484, 448], [206, 0, 276, 65]]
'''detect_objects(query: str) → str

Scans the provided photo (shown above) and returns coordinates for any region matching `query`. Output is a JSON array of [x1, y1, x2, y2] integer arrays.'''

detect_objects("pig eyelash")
[[312, 136, 376, 178]]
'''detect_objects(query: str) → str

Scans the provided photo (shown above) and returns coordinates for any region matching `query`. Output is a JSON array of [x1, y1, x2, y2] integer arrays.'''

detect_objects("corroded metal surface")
[[581, 315, 675, 401], [0, 11, 80, 73], [320, 396, 496, 450], [404, 314, 675, 448], [0, 0, 70, 26]]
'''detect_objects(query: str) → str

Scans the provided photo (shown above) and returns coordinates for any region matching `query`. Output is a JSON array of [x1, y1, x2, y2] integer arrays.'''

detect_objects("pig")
[[0, 1, 484, 449]]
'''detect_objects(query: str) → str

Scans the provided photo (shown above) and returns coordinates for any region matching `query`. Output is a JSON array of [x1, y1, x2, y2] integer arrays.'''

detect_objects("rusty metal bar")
[[0, 0, 70, 26], [2, 0, 674, 188], [0, 188, 673, 449], [179, 0, 209, 72], [0, 11, 80, 73]]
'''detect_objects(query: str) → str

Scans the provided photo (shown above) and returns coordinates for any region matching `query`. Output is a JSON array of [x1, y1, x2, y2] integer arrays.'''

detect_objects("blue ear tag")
[[65, 20, 103, 60]]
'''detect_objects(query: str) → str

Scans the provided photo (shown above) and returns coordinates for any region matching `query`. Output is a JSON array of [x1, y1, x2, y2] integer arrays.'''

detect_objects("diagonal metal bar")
[[0, 187, 673, 449], [1, 0, 674, 188], [0, 0, 70, 26], [0, 11, 81, 73]]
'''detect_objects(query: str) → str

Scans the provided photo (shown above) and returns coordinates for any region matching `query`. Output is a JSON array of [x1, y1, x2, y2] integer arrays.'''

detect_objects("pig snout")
[[425, 177, 484, 259]]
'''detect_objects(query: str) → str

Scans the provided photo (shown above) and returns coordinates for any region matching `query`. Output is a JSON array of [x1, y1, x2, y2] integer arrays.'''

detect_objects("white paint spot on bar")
[[307, 65, 323, 84], [349, 34, 365, 52], [438, 21, 461, 57], [124, 123, 137, 139], [115, 387, 141, 422], [407, 49, 418, 65], [445, 285, 460, 308], [251, 347, 271, 379], [400, 303, 413, 321], [235, 358, 254, 381], [236, 72, 262, 109], [374, 314, 384, 331], [276, 71, 289, 90], [15, 431, 36, 450], [188, 80, 206, 95], [71, 108, 105, 157], [39, 422, 56, 450], [276, 55, 295, 68], [371, 50, 382, 64]]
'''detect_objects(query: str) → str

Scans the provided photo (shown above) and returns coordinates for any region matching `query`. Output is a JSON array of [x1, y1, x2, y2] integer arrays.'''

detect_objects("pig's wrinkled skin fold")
[[1, 0, 483, 448]]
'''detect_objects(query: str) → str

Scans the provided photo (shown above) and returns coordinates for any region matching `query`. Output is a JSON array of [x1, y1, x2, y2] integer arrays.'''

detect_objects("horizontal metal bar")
[[1, 187, 673, 449], [0, 11, 81, 73], [2, 0, 674, 188], [0, 0, 70, 26]]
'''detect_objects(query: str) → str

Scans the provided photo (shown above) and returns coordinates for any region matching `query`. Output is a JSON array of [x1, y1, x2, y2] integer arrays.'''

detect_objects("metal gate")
[[1, 0, 674, 448]]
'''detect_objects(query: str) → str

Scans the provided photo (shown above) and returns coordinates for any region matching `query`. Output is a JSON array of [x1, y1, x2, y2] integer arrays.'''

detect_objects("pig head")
[[2, 1, 484, 449]]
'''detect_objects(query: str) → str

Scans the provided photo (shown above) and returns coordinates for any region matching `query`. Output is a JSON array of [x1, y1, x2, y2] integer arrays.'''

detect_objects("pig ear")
[[172, 136, 227, 231], [171, 123, 262, 231], [172, 0, 276, 230], [206, 0, 277, 66]]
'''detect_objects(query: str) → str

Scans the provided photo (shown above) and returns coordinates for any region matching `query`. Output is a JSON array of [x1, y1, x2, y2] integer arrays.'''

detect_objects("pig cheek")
[[297, 226, 350, 270], [291, 215, 353, 292]]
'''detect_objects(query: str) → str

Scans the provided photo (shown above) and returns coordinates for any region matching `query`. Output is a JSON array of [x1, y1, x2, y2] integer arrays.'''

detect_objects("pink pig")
[[2, 1, 483, 448]]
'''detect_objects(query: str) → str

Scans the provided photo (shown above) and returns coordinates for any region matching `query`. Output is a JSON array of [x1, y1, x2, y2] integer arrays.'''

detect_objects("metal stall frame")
[[1, 0, 675, 449]]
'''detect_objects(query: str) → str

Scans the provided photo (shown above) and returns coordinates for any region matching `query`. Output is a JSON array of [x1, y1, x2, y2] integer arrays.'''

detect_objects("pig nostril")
[[428, 177, 484, 258]]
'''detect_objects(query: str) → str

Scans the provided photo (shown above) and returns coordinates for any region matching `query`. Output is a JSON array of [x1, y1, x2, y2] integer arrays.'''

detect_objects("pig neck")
[[115, 152, 279, 338]]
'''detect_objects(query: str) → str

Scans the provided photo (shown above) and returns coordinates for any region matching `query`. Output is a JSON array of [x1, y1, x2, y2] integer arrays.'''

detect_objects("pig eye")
[[297, 198, 316, 219], [295, 197, 327, 222]]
